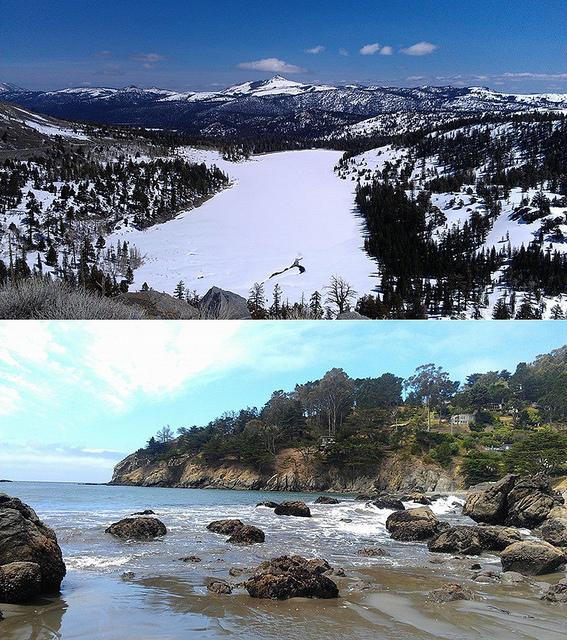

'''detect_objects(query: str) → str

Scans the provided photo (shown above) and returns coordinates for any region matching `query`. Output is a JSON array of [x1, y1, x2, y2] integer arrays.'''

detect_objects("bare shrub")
[[0, 278, 146, 319]]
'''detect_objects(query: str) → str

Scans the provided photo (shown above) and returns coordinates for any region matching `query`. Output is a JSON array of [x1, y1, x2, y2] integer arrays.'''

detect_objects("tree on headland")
[[404, 364, 459, 431], [325, 276, 356, 315]]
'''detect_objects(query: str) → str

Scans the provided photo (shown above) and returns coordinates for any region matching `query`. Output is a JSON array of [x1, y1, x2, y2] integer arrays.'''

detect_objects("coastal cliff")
[[110, 447, 460, 493]]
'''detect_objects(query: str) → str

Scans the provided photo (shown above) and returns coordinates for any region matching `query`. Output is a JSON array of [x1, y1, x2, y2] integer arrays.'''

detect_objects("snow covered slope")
[[108, 149, 378, 300]]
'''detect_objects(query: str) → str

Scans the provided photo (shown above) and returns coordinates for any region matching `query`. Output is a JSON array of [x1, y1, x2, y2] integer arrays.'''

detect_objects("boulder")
[[227, 525, 265, 545], [372, 497, 405, 511], [132, 509, 155, 516], [386, 507, 442, 541], [428, 526, 483, 555], [105, 517, 167, 540], [463, 475, 563, 528], [117, 291, 199, 319], [505, 476, 563, 528], [0, 562, 42, 603], [205, 578, 232, 595], [500, 571, 525, 585], [476, 525, 522, 551], [256, 501, 279, 509], [206, 519, 244, 535], [428, 583, 472, 603], [314, 496, 340, 505], [429, 524, 522, 555], [244, 555, 338, 600], [500, 540, 566, 576], [463, 475, 516, 525], [541, 579, 567, 603], [199, 287, 251, 320], [540, 518, 567, 548], [0, 494, 66, 593], [273, 501, 311, 518]]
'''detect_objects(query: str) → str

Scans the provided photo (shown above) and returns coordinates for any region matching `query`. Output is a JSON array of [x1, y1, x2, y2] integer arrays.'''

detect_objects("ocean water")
[[4, 482, 565, 640]]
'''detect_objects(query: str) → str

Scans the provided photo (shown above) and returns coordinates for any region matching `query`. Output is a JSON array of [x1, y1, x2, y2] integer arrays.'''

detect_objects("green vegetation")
[[138, 346, 567, 486]]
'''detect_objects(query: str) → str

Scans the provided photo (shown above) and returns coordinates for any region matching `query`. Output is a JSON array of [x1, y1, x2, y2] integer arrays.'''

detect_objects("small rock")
[[206, 578, 233, 595], [372, 497, 405, 511], [274, 501, 311, 518], [542, 579, 567, 603], [105, 517, 167, 540], [227, 525, 265, 545], [121, 571, 136, 581], [429, 583, 473, 603], [401, 493, 432, 506], [229, 566, 254, 577], [206, 519, 244, 535], [314, 496, 340, 505], [500, 571, 525, 585], [132, 510, 155, 516], [473, 570, 501, 583], [179, 556, 202, 563], [470, 563, 482, 570], [540, 518, 567, 548], [340, 518, 353, 523], [256, 501, 279, 509], [357, 547, 388, 557]]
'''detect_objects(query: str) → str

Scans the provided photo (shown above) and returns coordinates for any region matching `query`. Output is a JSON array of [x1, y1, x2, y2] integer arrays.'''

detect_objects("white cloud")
[[131, 52, 167, 63], [407, 75, 425, 81], [237, 58, 306, 74], [305, 45, 325, 54], [360, 43, 382, 56], [379, 46, 393, 56], [503, 72, 567, 80], [339, 48, 349, 57], [401, 41, 438, 56]]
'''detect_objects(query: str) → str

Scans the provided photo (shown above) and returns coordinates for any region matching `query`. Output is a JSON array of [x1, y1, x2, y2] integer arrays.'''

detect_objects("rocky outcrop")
[[500, 541, 566, 576], [386, 507, 443, 541], [0, 562, 42, 603], [463, 475, 563, 528], [117, 290, 199, 319], [273, 501, 311, 517], [257, 501, 279, 508], [206, 519, 244, 535], [428, 525, 521, 555], [0, 494, 66, 595], [336, 311, 369, 320], [227, 525, 265, 545], [206, 578, 233, 594], [198, 287, 251, 320], [111, 446, 459, 494], [244, 556, 339, 600], [105, 517, 167, 540]]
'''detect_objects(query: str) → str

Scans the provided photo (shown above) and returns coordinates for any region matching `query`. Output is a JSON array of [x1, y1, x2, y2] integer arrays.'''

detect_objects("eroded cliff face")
[[111, 448, 460, 494]]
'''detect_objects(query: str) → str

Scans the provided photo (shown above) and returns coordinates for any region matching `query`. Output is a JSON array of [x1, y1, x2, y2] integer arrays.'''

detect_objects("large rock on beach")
[[386, 506, 443, 541], [244, 555, 338, 600], [428, 582, 473, 603], [540, 518, 567, 549], [273, 501, 311, 517], [105, 516, 167, 540], [542, 579, 567, 603], [500, 540, 566, 576], [428, 525, 521, 555], [227, 525, 265, 545], [0, 562, 42, 603], [0, 493, 66, 594], [206, 519, 244, 535], [463, 475, 563, 528]]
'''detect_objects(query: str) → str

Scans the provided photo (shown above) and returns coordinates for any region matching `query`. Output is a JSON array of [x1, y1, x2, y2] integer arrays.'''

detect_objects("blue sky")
[[1, 1, 567, 92], [1, 321, 567, 483]]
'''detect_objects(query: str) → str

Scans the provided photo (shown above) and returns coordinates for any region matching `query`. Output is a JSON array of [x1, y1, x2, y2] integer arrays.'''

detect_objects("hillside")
[[3, 77, 567, 139], [111, 347, 567, 492]]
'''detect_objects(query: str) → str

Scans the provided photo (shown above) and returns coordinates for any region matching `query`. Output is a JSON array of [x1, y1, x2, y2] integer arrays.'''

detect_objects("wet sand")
[[2, 559, 566, 639]]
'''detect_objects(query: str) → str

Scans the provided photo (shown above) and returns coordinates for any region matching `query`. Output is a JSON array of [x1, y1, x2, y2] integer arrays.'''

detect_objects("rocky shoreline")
[[1, 475, 567, 630]]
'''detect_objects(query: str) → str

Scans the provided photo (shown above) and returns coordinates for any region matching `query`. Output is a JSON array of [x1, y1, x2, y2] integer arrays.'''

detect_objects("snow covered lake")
[[110, 149, 378, 301]]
